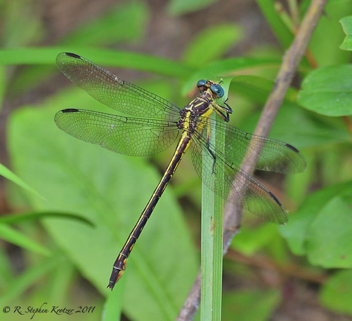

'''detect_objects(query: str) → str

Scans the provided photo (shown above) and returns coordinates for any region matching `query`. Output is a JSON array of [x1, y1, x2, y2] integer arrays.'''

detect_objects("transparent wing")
[[200, 116, 306, 174], [56, 52, 181, 121], [55, 109, 180, 156], [191, 131, 288, 224]]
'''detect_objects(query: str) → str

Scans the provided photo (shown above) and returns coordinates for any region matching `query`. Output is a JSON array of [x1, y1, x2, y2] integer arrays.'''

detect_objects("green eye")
[[210, 84, 224, 98], [197, 79, 207, 87]]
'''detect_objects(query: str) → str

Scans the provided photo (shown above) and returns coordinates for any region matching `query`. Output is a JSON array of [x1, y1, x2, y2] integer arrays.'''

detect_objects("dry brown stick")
[[342, 116, 352, 135], [177, 1, 328, 320]]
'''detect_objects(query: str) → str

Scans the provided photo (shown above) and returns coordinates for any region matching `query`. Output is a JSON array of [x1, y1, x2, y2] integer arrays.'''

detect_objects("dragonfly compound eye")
[[210, 84, 224, 98], [197, 79, 207, 87]]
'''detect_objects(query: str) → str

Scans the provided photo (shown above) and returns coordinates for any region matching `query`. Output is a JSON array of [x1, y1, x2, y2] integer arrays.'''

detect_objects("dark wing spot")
[[285, 143, 299, 153], [62, 108, 80, 113], [65, 52, 81, 59], [268, 191, 282, 207]]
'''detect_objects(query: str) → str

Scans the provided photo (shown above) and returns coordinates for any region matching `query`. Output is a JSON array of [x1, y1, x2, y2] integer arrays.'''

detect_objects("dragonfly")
[[54, 52, 306, 290]]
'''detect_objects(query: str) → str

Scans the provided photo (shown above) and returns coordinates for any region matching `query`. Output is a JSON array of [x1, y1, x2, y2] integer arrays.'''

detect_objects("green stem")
[[201, 112, 224, 321], [200, 78, 230, 320]]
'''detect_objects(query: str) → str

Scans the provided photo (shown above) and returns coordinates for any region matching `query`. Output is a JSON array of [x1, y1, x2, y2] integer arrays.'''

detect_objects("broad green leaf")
[[0, 223, 51, 256], [320, 270, 352, 314], [0, 163, 42, 198], [61, 2, 149, 46], [183, 24, 243, 67], [340, 16, 352, 50], [305, 195, 352, 267], [310, 2, 352, 66], [298, 65, 352, 116], [280, 181, 352, 268], [222, 289, 280, 321], [8, 100, 198, 320], [168, 0, 217, 15]]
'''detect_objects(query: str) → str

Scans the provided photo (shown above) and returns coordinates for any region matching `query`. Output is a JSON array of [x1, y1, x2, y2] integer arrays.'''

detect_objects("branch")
[[177, 0, 328, 320]]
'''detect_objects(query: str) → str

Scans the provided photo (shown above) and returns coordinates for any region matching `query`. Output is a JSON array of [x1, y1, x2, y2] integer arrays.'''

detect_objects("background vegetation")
[[0, 0, 352, 320]]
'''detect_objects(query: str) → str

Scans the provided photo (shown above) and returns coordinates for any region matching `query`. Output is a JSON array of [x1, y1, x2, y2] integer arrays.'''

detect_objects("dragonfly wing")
[[55, 109, 180, 156], [56, 52, 181, 120], [191, 131, 287, 224], [203, 117, 306, 174]]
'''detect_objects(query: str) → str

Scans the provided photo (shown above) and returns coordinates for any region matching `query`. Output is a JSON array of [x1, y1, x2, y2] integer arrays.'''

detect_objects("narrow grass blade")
[[0, 223, 51, 256], [0, 163, 44, 199], [200, 78, 231, 320]]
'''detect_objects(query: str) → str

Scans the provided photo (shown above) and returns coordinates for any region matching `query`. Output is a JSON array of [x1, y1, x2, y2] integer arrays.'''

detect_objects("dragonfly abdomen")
[[108, 132, 191, 289]]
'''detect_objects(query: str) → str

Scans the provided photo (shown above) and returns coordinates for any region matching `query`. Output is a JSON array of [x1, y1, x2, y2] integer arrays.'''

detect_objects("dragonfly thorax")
[[177, 96, 213, 133]]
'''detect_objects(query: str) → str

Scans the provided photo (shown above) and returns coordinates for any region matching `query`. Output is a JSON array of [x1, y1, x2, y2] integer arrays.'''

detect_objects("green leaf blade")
[[183, 24, 243, 67], [280, 181, 352, 268], [0, 224, 51, 257], [340, 16, 352, 50], [0, 163, 43, 198], [320, 270, 352, 315], [298, 65, 352, 117]]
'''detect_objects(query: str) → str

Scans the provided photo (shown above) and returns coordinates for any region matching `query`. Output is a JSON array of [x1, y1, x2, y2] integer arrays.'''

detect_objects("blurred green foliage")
[[340, 16, 352, 50], [1, 0, 352, 320]]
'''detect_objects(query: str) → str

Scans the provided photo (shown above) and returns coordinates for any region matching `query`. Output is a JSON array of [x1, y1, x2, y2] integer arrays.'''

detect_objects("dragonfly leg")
[[206, 138, 217, 174], [213, 99, 232, 122], [215, 109, 229, 122], [223, 98, 233, 114]]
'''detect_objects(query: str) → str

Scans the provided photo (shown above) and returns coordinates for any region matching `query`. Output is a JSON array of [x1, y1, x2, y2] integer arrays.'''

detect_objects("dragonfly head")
[[196, 79, 224, 99]]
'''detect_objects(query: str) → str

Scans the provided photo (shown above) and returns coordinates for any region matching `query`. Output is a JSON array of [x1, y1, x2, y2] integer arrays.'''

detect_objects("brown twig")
[[343, 116, 352, 135], [177, 1, 328, 320]]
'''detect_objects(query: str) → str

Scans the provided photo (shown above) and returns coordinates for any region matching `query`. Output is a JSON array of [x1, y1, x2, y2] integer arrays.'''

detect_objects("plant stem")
[[200, 112, 224, 321]]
